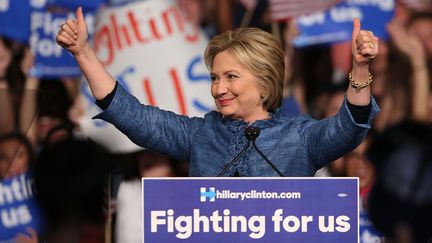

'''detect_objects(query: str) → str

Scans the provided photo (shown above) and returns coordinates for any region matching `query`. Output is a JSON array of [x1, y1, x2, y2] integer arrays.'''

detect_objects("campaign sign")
[[359, 205, 383, 242], [29, 2, 96, 78], [0, 0, 30, 42], [293, 0, 394, 47], [46, 0, 106, 11], [80, 0, 213, 153], [0, 173, 41, 240], [143, 178, 359, 242]]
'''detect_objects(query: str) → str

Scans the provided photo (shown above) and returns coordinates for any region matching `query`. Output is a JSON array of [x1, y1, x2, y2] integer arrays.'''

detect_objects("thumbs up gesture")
[[351, 18, 379, 66], [56, 7, 89, 56]]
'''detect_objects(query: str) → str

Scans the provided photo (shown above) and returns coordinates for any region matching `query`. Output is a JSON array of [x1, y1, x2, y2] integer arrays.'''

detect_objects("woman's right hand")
[[56, 7, 89, 56]]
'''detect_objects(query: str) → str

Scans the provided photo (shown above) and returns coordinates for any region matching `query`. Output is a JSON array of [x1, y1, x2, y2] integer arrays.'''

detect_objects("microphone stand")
[[246, 127, 285, 177], [216, 126, 285, 177], [217, 141, 251, 177]]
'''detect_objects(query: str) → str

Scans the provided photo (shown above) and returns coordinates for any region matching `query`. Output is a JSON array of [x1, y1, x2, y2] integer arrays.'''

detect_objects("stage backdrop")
[[79, 0, 214, 153]]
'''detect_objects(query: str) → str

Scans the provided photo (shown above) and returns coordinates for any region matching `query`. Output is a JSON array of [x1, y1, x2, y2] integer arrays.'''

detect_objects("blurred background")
[[0, 0, 431, 242]]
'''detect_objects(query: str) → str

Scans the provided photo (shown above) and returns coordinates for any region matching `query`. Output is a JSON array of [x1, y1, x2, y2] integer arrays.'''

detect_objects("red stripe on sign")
[[143, 78, 156, 106], [170, 68, 188, 115]]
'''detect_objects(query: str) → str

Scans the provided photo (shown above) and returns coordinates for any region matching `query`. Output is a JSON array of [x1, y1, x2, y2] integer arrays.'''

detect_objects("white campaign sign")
[[79, 0, 214, 152]]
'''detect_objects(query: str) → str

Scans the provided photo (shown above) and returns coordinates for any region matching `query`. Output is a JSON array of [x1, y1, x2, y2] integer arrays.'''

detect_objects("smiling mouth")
[[217, 98, 234, 106]]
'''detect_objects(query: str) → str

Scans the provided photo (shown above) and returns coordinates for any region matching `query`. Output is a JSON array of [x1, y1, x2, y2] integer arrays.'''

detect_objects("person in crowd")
[[404, 12, 432, 123], [408, 12, 432, 59], [346, 133, 375, 208], [55, 7, 379, 177], [280, 19, 303, 118], [0, 36, 20, 136], [35, 80, 74, 147], [367, 121, 432, 243], [114, 150, 176, 243], [345, 131, 384, 242], [0, 133, 39, 242], [0, 40, 74, 151], [372, 10, 431, 130], [385, 14, 430, 123], [0, 132, 34, 179], [314, 84, 348, 177], [34, 137, 114, 243]]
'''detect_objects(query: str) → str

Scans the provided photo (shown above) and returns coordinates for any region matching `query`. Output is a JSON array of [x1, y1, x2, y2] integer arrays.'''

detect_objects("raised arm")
[[387, 20, 430, 122], [348, 18, 379, 105], [0, 79, 14, 135], [19, 49, 39, 147], [56, 7, 115, 100]]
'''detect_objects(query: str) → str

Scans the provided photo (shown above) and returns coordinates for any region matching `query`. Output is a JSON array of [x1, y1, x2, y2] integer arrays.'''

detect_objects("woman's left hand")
[[351, 18, 379, 67]]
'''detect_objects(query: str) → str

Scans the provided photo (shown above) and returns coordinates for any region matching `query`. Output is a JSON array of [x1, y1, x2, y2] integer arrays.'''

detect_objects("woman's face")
[[0, 138, 29, 179], [210, 51, 267, 122]]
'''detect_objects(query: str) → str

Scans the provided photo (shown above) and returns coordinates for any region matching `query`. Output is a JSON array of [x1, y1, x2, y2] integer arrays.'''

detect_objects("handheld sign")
[[80, 0, 214, 153], [30, 1, 97, 78], [0, 173, 41, 240], [294, 0, 394, 47], [0, 0, 30, 42]]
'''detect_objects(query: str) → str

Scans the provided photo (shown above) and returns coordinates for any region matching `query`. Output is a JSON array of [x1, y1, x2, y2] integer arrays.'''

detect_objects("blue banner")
[[0, 173, 42, 240], [47, 0, 106, 11], [143, 178, 359, 242], [0, 0, 30, 42], [294, 0, 395, 47], [29, 1, 96, 79]]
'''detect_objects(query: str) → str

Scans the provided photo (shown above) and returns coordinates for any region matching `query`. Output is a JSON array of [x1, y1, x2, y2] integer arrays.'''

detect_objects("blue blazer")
[[95, 84, 379, 177]]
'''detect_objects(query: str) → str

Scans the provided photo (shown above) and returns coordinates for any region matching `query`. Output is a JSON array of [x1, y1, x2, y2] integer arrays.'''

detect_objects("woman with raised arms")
[[56, 7, 379, 177]]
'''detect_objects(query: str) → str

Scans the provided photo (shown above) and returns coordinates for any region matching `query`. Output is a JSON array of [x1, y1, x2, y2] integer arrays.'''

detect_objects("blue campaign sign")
[[359, 204, 383, 243], [293, 0, 395, 47], [0, 0, 31, 42], [0, 173, 42, 240], [29, 5, 95, 79], [47, 0, 106, 11], [143, 178, 359, 243]]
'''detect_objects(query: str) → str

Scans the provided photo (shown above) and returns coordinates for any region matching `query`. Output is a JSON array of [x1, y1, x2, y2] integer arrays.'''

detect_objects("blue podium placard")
[[143, 178, 359, 243]]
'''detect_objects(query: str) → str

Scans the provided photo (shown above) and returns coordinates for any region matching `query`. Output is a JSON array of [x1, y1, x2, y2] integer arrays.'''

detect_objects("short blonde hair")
[[204, 28, 285, 111]]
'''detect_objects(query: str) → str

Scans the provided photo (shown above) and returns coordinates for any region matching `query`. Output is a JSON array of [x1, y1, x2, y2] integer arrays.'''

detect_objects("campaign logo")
[[200, 187, 215, 202]]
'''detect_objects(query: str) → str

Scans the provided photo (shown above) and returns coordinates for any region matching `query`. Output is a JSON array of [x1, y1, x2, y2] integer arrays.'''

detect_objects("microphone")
[[217, 128, 253, 177], [246, 126, 285, 177]]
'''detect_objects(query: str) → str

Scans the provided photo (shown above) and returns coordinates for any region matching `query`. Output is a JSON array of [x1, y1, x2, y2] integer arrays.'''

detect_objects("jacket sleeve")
[[295, 96, 380, 170], [93, 83, 204, 161]]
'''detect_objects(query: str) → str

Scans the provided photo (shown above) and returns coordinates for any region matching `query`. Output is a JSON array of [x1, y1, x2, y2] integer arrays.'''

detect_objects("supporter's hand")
[[20, 48, 35, 77], [387, 20, 425, 65], [56, 7, 89, 56], [15, 227, 38, 243], [351, 18, 379, 66], [68, 96, 85, 125], [0, 39, 12, 78]]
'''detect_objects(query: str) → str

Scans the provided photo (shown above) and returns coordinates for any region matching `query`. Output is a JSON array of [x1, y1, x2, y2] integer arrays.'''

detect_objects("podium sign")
[[143, 178, 359, 242]]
